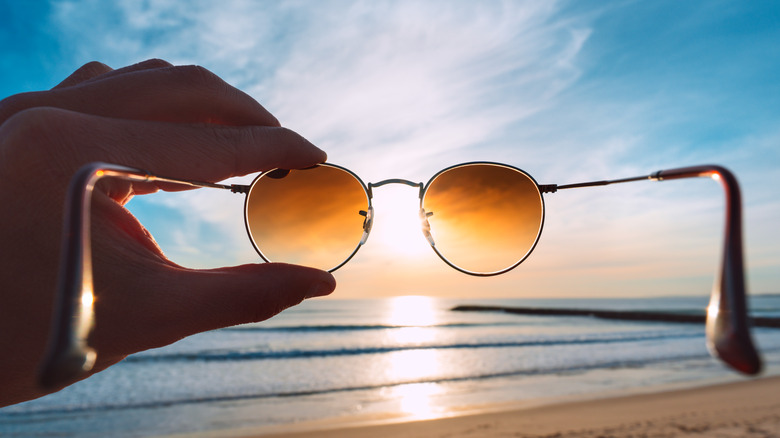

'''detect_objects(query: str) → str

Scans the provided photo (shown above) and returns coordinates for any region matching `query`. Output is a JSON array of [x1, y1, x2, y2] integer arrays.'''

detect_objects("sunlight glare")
[[370, 186, 431, 257], [386, 349, 441, 381], [81, 291, 94, 307], [76, 287, 95, 341], [384, 296, 441, 345], [390, 326, 438, 344], [379, 297, 449, 419], [385, 295, 439, 327], [389, 382, 445, 420], [382, 350, 447, 419], [707, 300, 720, 321]]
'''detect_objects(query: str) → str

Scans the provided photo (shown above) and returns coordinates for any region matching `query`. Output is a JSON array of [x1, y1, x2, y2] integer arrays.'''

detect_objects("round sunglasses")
[[40, 161, 761, 391], [243, 162, 545, 276]]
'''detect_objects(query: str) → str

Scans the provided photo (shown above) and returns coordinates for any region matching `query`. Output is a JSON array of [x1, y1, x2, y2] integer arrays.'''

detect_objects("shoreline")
[[174, 375, 780, 438]]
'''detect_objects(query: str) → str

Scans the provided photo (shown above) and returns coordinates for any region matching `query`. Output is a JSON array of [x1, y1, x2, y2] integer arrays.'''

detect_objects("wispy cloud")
[[257, 2, 590, 178], [50, 0, 590, 176]]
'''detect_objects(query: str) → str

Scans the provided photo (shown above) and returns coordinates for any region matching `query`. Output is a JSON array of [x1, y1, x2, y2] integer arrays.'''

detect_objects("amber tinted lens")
[[245, 165, 369, 271], [422, 163, 543, 274]]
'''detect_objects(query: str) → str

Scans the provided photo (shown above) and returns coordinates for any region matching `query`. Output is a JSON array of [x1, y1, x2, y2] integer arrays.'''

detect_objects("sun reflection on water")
[[379, 296, 449, 419], [383, 349, 446, 420], [385, 296, 441, 344], [386, 382, 446, 420], [386, 349, 441, 381], [385, 295, 439, 327]]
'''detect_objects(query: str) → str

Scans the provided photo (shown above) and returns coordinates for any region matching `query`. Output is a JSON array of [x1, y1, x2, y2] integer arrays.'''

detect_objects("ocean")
[[2, 295, 779, 437]]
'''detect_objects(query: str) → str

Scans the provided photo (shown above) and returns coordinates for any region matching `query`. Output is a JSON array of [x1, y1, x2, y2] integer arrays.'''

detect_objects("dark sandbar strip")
[[451, 305, 780, 328]]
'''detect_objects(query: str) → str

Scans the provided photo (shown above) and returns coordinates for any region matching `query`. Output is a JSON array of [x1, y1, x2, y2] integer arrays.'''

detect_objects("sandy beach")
[[233, 376, 780, 438], [9, 297, 779, 438]]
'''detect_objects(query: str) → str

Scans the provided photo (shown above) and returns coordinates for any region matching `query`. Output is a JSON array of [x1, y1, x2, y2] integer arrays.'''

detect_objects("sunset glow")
[[370, 186, 431, 259]]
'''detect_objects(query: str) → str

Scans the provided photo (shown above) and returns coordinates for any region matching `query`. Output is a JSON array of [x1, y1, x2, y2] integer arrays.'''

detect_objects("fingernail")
[[306, 278, 336, 299]]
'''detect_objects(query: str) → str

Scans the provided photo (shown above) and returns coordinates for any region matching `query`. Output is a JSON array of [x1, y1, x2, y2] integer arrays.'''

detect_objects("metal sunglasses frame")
[[244, 162, 546, 276], [39, 161, 762, 392]]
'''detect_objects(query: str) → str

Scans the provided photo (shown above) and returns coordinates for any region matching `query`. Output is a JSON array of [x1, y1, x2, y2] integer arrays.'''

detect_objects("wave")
[[0, 350, 723, 418], [221, 322, 513, 332], [126, 331, 702, 363]]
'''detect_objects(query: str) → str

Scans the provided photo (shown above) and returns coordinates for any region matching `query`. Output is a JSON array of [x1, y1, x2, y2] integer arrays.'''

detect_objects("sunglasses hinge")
[[230, 184, 251, 194]]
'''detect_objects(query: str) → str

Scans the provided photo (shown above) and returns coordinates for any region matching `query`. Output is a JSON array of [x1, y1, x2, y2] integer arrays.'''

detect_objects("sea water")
[[2, 295, 780, 437]]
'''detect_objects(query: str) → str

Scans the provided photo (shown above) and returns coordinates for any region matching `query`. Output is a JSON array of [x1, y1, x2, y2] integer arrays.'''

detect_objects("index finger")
[[1, 63, 279, 128], [4, 107, 326, 187], [52, 61, 113, 89]]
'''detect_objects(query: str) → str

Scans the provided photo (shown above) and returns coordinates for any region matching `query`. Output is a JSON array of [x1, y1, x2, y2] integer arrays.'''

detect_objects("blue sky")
[[1, 0, 778, 298]]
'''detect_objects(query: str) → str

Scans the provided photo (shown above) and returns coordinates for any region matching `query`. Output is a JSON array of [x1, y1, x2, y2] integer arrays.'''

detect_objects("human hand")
[[0, 59, 336, 407]]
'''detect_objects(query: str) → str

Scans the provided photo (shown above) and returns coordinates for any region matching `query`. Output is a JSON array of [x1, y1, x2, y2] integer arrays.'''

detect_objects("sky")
[[1, 0, 778, 299]]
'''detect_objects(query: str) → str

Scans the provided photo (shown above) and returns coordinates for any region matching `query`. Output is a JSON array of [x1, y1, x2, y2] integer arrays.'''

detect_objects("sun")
[[370, 185, 432, 257]]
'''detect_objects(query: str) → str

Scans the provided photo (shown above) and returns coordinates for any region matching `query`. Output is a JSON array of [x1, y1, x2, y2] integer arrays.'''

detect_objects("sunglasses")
[[40, 161, 762, 391], [244, 162, 546, 275]]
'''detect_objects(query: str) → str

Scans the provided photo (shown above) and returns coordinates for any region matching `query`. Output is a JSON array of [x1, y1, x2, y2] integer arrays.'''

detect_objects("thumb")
[[167, 263, 337, 337], [95, 263, 337, 355]]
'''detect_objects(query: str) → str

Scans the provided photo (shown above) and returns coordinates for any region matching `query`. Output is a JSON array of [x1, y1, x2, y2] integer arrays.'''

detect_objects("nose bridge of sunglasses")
[[367, 178, 424, 198], [364, 179, 435, 252]]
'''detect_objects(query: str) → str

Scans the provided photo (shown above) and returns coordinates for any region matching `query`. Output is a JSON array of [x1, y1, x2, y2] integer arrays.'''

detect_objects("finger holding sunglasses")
[[52, 59, 177, 90], [0, 59, 278, 127], [88, 197, 336, 369], [1, 107, 327, 201], [51, 60, 114, 89], [0, 62, 335, 407]]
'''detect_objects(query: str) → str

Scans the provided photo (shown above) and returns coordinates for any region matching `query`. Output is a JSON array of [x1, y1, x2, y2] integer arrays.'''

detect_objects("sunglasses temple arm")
[[548, 164, 761, 375], [39, 162, 244, 390]]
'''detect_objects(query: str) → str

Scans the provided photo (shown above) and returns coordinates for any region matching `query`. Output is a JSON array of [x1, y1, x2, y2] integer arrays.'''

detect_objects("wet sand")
[[237, 375, 780, 438]]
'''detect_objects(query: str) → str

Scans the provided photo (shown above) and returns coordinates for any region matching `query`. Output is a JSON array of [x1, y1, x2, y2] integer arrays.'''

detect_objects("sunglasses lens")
[[422, 163, 544, 274], [245, 165, 369, 271]]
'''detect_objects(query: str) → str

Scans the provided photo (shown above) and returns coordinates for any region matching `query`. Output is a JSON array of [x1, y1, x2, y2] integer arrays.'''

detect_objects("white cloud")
[[260, 1, 589, 179], [52, 0, 590, 176]]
